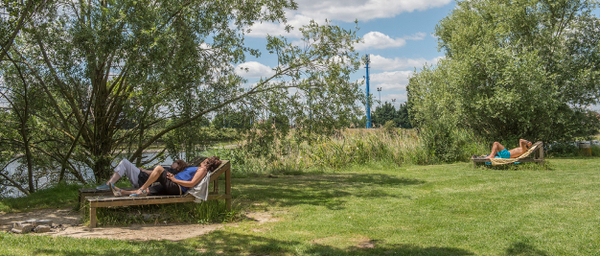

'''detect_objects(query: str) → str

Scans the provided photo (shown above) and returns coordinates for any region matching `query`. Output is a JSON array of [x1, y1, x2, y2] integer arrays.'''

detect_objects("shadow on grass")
[[189, 230, 473, 256], [30, 233, 474, 256], [32, 239, 202, 256], [505, 241, 549, 256], [475, 162, 553, 171], [235, 173, 424, 210]]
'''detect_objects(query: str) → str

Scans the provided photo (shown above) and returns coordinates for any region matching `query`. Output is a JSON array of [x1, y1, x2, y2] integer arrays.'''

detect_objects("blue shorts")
[[496, 149, 511, 159]]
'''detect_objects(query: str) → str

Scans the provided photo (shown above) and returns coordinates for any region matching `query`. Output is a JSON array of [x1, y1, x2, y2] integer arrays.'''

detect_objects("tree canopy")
[[371, 101, 412, 128], [0, 0, 363, 191], [408, 0, 600, 143]]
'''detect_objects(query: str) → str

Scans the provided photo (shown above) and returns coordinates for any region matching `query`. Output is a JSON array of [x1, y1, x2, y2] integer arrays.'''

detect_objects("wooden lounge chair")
[[472, 141, 544, 167], [86, 160, 231, 228]]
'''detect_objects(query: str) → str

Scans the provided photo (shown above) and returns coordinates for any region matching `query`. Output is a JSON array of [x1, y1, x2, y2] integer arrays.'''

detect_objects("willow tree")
[[409, 0, 600, 144], [13, 0, 362, 182]]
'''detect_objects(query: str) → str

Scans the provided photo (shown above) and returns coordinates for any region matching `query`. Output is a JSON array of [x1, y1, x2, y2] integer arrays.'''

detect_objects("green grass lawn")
[[1, 158, 599, 255]]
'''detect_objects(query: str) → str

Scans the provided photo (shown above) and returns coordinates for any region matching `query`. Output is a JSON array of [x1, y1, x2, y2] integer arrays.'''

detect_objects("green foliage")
[[0, 0, 49, 62], [212, 128, 488, 177], [419, 123, 487, 163], [371, 102, 412, 128], [371, 102, 395, 127], [165, 125, 240, 163], [212, 112, 253, 129], [409, 0, 600, 143], [546, 142, 600, 157], [0, 0, 363, 186]]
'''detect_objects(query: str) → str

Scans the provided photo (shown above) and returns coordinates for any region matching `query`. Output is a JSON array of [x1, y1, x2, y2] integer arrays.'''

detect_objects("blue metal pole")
[[366, 54, 372, 129]]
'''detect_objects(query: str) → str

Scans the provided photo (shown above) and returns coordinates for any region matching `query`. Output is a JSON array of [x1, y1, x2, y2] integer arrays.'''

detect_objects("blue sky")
[[234, 1, 599, 111], [235, 0, 456, 109]]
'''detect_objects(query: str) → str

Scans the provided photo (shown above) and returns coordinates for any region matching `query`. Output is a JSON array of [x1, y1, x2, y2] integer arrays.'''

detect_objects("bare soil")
[[0, 208, 276, 241]]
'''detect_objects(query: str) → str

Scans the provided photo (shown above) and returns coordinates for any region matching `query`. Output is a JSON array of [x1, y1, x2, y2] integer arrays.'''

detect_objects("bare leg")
[[485, 142, 505, 159], [106, 173, 121, 186], [117, 165, 164, 196]]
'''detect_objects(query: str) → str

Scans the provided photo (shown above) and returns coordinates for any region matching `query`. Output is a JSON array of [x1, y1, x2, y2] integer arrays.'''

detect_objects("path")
[[0, 208, 274, 241]]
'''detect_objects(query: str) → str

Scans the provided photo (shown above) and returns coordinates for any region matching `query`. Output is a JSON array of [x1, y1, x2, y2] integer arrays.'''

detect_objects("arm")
[[519, 139, 532, 150], [139, 167, 153, 175], [167, 167, 208, 188]]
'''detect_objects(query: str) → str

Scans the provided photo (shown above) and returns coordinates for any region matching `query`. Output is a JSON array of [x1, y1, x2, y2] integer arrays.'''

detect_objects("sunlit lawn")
[[2, 158, 599, 255]]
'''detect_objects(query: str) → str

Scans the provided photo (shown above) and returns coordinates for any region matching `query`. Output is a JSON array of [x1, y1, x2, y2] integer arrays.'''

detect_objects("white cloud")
[[294, 0, 452, 22], [247, 13, 311, 38], [247, 0, 452, 38], [370, 70, 412, 90], [356, 31, 426, 50], [235, 61, 275, 78], [369, 54, 443, 71]]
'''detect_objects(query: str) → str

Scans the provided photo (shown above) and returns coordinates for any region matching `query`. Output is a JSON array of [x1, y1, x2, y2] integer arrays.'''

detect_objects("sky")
[[234, 0, 457, 110]]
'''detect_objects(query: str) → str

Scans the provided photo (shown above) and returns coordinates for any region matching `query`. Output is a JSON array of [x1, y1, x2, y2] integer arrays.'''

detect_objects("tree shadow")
[[235, 173, 424, 210], [33, 239, 203, 256], [189, 231, 474, 256], [505, 241, 550, 256]]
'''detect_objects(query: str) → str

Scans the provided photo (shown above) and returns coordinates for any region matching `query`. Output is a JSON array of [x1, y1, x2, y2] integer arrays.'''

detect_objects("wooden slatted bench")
[[78, 156, 209, 206], [472, 141, 544, 167], [86, 160, 231, 228]]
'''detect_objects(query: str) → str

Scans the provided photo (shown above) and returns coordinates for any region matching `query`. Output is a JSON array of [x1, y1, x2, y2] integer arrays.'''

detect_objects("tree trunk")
[[92, 155, 112, 182]]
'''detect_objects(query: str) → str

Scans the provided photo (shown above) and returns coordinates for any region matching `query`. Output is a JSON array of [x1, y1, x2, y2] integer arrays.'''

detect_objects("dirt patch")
[[1, 208, 278, 241], [0, 208, 80, 226], [244, 211, 279, 223], [356, 238, 376, 249]]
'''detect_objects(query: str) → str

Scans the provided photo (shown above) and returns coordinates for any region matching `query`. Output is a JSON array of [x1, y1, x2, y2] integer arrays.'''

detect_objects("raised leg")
[[486, 142, 505, 159]]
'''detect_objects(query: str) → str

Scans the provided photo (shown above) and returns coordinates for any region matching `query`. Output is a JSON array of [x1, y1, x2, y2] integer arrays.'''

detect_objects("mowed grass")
[[2, 158, 599, 255]]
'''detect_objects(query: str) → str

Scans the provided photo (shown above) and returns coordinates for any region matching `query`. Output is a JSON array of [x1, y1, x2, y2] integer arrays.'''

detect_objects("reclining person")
[[481, 139, 533, 159], [110, 156, 222, 197], [96, 159, 188, 190]]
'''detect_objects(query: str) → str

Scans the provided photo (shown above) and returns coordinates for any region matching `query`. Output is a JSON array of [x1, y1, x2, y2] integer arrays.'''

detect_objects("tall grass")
[[215, 128, 488, 176]]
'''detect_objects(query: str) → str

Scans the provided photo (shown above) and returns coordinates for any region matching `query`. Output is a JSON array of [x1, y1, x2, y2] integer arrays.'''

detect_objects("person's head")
[[171, 159, 189, 173], [201, 156, 222, 172]]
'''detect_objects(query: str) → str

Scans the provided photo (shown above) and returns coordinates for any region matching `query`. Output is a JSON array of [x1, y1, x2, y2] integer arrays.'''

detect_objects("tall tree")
[[409, 0, 600, 143], [372, 102, 396, 128], [13, 0, 361, 182]]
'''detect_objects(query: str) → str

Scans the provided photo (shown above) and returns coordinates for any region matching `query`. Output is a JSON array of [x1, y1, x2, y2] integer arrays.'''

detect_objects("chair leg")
[[225, 168, 231, 211], [90, 207, 97, 228]]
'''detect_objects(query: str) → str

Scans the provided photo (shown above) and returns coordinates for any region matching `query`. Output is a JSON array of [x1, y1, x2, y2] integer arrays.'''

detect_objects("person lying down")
[[107, 156, 222, 197], [473, 139, 533, 159]]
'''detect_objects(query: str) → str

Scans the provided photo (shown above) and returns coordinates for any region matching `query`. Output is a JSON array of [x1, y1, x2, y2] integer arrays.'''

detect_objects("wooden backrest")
[[209, 160, 230, 183]]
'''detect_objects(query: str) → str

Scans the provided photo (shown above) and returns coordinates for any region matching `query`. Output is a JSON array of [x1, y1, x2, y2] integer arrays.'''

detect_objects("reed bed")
[[216, 128, 488, 176]]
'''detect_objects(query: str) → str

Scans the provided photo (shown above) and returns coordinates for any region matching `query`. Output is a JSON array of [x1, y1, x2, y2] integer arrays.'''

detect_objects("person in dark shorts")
[[479, 139, 533, 159], [110, 156, 222, 197], [96, 159, 187, 191]]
